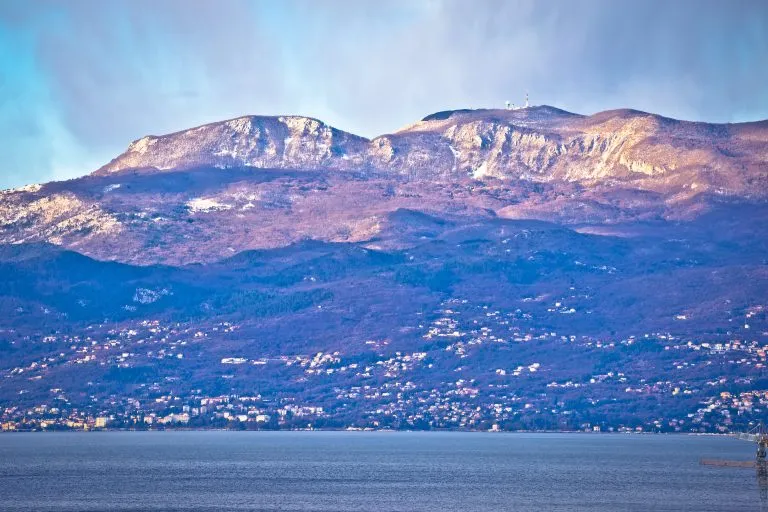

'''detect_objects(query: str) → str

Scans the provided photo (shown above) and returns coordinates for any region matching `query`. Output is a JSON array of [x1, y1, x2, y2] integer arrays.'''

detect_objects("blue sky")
[[0, 0, 766, 188]]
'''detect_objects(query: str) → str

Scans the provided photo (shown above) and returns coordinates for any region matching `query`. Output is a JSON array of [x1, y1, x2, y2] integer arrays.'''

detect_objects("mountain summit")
[[96, 106, 768, 198], [97, 115, 370, 174]]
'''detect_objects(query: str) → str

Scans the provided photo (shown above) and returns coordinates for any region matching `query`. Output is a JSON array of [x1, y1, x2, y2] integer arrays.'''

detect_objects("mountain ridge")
[[1, 106, 768, 434], [0, 104, 766, 267], [93, 105, 768, 199]]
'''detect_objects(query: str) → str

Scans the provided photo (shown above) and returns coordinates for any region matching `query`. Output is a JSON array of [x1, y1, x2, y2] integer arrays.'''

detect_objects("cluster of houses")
[[1, 298, 767, 433]]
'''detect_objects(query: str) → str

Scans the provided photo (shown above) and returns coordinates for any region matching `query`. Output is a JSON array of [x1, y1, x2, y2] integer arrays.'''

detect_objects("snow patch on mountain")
[[186, 197, 232, 213]]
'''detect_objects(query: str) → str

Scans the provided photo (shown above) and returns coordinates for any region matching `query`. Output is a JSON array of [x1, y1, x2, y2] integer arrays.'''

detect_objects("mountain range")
[[0, 106, 766, 433]]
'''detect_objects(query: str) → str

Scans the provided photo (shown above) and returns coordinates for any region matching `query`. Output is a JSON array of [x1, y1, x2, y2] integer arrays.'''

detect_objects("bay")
[[0, 432, 761, 511]]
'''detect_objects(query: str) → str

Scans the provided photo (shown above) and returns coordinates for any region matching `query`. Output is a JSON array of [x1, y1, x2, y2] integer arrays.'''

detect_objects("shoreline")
[[0, 428, 735, 436]]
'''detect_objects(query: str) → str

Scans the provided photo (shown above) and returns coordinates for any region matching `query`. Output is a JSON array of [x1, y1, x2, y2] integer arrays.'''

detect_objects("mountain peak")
[[420, 105, 578, 123], [396, 105, 582, 135], [96, 114, 369, 175]]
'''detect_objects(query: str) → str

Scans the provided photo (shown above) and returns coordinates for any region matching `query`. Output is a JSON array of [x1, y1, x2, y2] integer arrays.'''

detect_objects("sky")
[[0, 0, 766, 189]]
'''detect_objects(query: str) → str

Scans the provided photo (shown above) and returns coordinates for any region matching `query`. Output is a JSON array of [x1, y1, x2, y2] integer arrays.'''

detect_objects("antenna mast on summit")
[[525, 92, 529, 108]]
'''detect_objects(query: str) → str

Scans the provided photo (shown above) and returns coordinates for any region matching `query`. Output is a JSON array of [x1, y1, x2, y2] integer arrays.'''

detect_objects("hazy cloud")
[[0, 0, 766, 188]]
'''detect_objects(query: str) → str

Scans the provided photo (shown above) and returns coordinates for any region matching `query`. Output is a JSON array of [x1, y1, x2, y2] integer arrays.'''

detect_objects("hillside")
[[2, 106, 767, 266], [0, 106, 766, 433]]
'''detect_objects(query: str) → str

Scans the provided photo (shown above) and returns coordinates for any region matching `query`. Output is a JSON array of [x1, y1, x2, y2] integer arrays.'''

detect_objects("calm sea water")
[[0, 431, 762, 511]]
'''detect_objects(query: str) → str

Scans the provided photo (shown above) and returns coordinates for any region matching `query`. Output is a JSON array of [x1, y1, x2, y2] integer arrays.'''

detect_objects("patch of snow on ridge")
[[186, 197, 232, 213], [103, 184, 121, 193]]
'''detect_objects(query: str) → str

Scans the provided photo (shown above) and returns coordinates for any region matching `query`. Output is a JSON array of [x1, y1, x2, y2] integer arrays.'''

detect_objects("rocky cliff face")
[[97, 115, 371, 174], [97, 106, 768, 198]]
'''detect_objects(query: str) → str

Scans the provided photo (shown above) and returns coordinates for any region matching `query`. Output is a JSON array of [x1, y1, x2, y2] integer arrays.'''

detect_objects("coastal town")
[[2, 297, 766, 434]]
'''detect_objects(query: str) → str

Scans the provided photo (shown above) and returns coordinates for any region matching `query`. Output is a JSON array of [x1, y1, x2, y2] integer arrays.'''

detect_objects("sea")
[[0, 431, 762, 511]]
